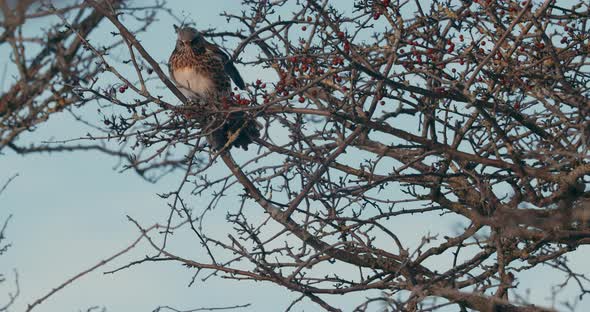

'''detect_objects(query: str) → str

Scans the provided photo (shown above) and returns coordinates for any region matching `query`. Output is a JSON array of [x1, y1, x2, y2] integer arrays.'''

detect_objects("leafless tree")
[[1, 0, 589, 311]]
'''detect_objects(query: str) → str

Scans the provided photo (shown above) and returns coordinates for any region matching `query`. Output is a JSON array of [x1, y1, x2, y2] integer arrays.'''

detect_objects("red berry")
[[118, 86, 126, 93], [447, 43, 455, 53], [256, 79, 262, 85], [337, 31, 345, 39], [343, 41, 351, 53], [302, 26, 307, 31], [298, 96, 305, 103], [373, 12, 381, 20]]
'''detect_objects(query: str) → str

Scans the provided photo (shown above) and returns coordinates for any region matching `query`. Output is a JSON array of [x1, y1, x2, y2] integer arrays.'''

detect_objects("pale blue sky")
[[1, 1, 588, 311]]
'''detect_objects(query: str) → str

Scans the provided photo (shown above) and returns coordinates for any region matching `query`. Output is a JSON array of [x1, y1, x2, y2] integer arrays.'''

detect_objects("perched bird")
[[168, 25, 259, 150]]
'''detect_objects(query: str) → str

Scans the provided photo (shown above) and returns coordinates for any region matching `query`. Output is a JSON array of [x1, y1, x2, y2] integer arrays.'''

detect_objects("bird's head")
[[174, 25, 203, 50]]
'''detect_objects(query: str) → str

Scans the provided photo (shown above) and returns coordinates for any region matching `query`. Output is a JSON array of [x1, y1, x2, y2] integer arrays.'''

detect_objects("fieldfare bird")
[[168, 25, 259, 150]]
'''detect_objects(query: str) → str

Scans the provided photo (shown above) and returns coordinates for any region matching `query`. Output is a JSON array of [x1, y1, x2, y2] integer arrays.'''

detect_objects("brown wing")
[[204, 41, 245, 90], [168, 49, 178, 83]]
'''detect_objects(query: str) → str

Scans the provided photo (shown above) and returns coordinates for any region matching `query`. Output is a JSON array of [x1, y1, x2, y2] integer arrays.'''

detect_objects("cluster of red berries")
[[118, 84, 129, 93], [334, 31, 351, 53], [447, 39, 455, 53], [331, 56, 345, 66], [288, 56, 320, 75], [272, 71, 301, 101], [234, 94, 251, 106], [255, 79, 267, 89], [372, 0, 390, 20], [224, 92, 251, 108], [558, 22, 576, 45]]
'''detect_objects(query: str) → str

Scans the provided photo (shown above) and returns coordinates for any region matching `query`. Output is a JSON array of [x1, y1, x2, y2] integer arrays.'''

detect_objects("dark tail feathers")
[[209, 112, 260, 151]]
